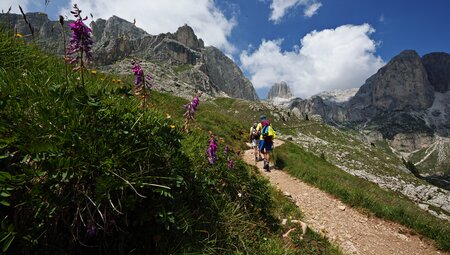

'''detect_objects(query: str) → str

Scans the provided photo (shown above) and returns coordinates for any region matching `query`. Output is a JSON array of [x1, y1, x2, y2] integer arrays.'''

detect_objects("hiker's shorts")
[[259, 139, 273, 152], [251, 139, 259, 147]]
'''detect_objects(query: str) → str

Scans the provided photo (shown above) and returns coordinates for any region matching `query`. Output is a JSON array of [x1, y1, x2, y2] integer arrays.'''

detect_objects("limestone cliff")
[[267, 81, 293, 100], [0, 13, 258, 100]]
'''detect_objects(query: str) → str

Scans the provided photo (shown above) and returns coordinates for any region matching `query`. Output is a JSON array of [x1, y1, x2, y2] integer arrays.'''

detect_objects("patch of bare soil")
[[243, 140, 447, 255]]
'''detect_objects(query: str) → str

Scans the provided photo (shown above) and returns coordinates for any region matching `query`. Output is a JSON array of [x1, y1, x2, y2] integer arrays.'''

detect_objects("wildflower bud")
[[227, 160, 235, 169], [207, 132, 218, 164]]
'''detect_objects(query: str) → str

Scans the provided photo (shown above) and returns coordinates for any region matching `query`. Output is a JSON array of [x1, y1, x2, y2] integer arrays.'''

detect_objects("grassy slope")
[[183, 95, 450, 250], [0, 31, 339, 254], [190, 97, 450, 251]]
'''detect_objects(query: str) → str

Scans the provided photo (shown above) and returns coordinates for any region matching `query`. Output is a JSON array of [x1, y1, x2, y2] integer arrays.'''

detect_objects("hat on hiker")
[[260, 115, 266, 120]]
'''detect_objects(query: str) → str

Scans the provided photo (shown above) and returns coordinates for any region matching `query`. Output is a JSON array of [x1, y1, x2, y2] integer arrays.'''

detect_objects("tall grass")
[[273, 142, 450, 251]]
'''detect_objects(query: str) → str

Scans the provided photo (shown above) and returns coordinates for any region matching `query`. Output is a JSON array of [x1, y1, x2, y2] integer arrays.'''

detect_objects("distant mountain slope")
[[0, 12, 259, 101], [285, 50, 450, 177], [266, 81, 293, 102]]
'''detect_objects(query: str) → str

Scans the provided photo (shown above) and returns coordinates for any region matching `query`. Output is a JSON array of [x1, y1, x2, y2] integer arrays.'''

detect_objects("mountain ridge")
[[286, 49, 450, 178], [0, 12, 259, 101]]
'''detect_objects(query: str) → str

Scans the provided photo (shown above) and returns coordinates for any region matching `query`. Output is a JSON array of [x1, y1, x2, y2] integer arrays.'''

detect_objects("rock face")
[[202, 47, 258, 100], [0, 13, 258, 101], [284, 50, 450, 177], [349, 50, 435, 113], [267, 81, 293, 100], [288, 50, 449, 131], [2, 12, 68, 55], [288, 89, 354, 122], [173, 24, 204, 50], [422, 52, 450, 93]]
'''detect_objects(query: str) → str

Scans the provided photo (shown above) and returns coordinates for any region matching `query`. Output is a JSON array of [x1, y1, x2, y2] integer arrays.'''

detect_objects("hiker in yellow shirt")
[[256, 115, 276, 172]]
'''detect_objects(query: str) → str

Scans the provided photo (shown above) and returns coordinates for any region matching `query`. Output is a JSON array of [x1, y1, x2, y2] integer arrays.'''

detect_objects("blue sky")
[[3, 0, 450, 98]]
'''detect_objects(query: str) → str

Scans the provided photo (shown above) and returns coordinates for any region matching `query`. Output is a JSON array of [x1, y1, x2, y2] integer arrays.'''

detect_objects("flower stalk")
[[183, 92, 202, 132], [59, 15, 69, 87], [207, 131, 218, 164], [131, 60, 153, 108], [66, 4, 93, 87]]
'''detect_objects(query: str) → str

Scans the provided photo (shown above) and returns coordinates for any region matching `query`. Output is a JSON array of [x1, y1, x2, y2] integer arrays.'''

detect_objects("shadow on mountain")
[[423, 175, 450, 191], [403, 158, 450, 191]]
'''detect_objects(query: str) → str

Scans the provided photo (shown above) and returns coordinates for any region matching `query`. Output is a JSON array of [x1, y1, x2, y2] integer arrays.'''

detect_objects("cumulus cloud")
[[269, 0, 322, 23], [240, 24, 385, 98], [60, 0, 237, 54], [1, 0, 31, 13]]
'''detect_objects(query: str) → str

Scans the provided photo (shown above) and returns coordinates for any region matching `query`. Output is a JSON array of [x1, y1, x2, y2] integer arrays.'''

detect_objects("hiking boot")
[[264, 163, 270, 172]]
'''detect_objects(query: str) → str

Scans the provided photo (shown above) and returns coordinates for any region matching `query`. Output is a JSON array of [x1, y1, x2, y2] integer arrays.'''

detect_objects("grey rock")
[[390, 133, 434, 152], [289, 96, 347, 122], [349, 50, 435, 113], [173, 24, 204, 50], [267, 81, 293, 100], [422, 52, 450, 92], [202, 46, 259, 100]]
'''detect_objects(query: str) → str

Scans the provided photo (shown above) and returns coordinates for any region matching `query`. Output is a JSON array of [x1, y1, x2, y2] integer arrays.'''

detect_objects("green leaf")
[[0, 172, 12, 180], [0, 192, 10, 197], [61, 171, 67, 181], [0, 200, 10, 206], [0, 155, 7, 159], [7, 224, 13, 233], [0, 232, 11, 243], [2, 235, 15, 252]]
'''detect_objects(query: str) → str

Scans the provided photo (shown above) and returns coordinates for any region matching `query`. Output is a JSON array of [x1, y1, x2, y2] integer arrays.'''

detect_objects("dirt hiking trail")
[[243, 139, 447, 255]]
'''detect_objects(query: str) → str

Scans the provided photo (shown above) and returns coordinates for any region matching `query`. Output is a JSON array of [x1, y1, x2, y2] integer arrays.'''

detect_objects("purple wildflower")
[[66, 4, 93, 86], [67, 20, 93, 61], [224, 145, 229, 155], [227, 159, 235, 170], [132, 60, 153, 107], [206, 132, 218, 164], [183, 92, 202, 132], [86, 220, 97, 237]]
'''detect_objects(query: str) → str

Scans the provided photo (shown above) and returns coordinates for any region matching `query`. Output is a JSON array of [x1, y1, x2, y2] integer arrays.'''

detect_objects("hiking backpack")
[[261, 122, 276, 140], [261, 124, 269, 138], [251, 127, 260, 140]]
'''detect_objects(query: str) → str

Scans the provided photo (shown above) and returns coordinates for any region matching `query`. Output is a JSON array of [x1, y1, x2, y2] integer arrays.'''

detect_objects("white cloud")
[[60, 0, 237, 54], [304, 2, 322, 18], [269, 0, 322, 23], [1, 0, 31, 13], [240, 24, 385, 98]]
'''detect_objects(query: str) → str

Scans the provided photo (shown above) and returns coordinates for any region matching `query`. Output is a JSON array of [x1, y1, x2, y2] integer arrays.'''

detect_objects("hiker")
[[256, 115, 276, 171], [249, 122, 260, 162]]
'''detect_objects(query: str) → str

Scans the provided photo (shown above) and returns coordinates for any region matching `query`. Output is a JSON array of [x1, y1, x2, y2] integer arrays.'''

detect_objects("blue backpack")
[[261, 122, 276, 140], [261, 124, 270, 138]]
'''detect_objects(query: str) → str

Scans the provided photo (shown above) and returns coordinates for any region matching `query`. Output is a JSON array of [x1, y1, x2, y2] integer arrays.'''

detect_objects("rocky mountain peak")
[[350, 49, 434, 112], [267, 81, 293, 100], [173, 24, 204, 50], [0, 12, 259, 101], [91, 16, 148, 43]]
